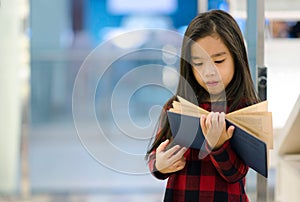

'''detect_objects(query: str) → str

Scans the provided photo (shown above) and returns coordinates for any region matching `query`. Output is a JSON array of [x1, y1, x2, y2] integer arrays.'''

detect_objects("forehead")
[[191, 36, 228, 57]]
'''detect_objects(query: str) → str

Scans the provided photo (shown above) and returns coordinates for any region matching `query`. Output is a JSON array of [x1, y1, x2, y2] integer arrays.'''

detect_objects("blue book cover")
[[167, 111, 268, 177]]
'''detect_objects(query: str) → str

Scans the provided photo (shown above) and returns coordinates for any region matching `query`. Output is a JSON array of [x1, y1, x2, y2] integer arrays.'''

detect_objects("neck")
[[208, 92, 227, 102]]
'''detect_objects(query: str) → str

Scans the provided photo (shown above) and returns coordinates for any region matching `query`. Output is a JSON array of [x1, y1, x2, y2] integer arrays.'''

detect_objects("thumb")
[[227, 125, 235, 139], [156, 139, 169, 153]]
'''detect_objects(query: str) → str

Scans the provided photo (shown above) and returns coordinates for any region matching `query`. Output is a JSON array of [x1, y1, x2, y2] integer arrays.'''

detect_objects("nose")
[[203, 62, 217, 77]]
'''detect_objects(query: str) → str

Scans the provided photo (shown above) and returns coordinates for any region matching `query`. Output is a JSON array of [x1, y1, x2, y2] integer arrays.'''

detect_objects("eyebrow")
[[191, 51, 227, 60]]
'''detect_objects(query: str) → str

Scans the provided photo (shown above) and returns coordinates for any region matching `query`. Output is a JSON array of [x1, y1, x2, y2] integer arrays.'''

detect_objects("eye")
[[192, 62, 203, 67], [215, 59, 225, 64]]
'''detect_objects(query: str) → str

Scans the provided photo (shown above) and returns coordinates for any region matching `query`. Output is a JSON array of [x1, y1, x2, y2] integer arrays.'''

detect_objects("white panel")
[[229, 0, 300, 20], [0, 0, 29, 194]]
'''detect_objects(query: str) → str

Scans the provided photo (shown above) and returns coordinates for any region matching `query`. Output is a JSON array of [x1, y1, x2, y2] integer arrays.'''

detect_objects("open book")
[[167, 96, 273, 177]]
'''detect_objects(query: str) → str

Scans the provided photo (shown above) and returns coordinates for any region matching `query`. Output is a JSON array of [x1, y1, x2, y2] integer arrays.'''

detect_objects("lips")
[[206, 81, 219, 87]]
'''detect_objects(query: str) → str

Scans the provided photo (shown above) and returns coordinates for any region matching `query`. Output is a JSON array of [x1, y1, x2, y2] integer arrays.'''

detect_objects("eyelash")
[[214, 59, 225, 64], [192, 59, 225, 67], [193, 62, 203, 67]]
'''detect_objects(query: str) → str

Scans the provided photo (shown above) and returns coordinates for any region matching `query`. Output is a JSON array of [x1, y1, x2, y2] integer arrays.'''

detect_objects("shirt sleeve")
[[208, 141, 249, 183], [148, 150, 172, 180], [147, 99, 175, 180]]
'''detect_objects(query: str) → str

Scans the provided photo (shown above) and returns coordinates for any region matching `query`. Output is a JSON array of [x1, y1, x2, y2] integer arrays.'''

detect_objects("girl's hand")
[[155, 139, 187, 174], [200, 112, 235, 150]]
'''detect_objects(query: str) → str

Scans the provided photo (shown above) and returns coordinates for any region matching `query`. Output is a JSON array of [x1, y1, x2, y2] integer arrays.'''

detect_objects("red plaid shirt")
[[148, 101, 250, 202]]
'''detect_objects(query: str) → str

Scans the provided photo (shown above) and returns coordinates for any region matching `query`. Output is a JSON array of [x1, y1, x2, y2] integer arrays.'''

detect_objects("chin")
[[207, 90, 227, 101]]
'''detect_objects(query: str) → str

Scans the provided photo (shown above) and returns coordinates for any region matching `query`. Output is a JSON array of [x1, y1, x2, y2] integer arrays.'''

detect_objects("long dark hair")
[[146, 10, 259, 157]]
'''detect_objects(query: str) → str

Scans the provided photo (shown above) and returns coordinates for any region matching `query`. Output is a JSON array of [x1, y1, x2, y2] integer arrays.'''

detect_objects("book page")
[[177, 96, 199, 108], [169, 107, 206, 118], [173, 98, 209, 115], [171, 96, 273, 149], [227, 101, 268, 116], [226, 112, 273, 149]]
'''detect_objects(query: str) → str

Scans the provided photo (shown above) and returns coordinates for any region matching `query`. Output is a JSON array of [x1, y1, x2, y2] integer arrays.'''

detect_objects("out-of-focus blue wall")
[[84, 0, 198, 44], [30, 0, 228, 125]]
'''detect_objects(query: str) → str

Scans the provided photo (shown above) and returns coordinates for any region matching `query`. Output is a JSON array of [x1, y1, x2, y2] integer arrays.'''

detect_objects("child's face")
[[190, 36, 234, 97]]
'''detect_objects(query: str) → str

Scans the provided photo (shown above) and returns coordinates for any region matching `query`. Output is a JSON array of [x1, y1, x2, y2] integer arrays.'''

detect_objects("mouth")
[[206, 81, 219, 87]]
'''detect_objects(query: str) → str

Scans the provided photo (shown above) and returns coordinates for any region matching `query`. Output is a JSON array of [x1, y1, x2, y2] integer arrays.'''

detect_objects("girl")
[[146, 10, 259, 202]]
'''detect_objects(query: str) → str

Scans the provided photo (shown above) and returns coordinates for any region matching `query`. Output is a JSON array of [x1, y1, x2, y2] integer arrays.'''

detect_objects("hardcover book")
[[167, 96, 273, 177]]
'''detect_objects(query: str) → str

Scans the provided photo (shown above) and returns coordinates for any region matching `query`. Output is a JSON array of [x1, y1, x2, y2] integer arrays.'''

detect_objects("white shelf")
[[275, 95, 300, 201]]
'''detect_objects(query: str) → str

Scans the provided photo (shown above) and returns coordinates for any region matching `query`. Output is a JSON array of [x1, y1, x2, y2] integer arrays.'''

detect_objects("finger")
[[172, 157, 186, 170], [227, 125, 235, 139], [156, 139, 169, 153], [173, 156, 185, 165], [170, 147, 187, 162], [164, 144, 181, 157], [206, 112, 213, 128], [200, 115, 207, 134], [211, 112, 219, 128], [220, 112, 225, 122], [219, 112, 226, 128]]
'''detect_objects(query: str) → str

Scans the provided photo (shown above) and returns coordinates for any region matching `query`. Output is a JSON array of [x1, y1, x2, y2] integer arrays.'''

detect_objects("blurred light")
[[60, 29, 74, 48], [162, 44, 178, 65], [218, 1, 229, 12], [108, 29, 149, 49], [19, 34, 30, 102], [19, 66, 30, 81], [162, 66, 179, 89], [108, 0, 177, 15], [122, 15, 171, 29], [19, 0, 29, 18]]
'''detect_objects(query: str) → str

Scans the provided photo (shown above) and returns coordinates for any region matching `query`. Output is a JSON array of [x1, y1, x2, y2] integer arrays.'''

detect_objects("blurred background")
[[1, 0, 300, 201]]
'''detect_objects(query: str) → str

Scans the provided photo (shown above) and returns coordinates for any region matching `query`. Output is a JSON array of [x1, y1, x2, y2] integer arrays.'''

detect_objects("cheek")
[[220, 65, 234, 85], [192, 68, 206, 86]]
